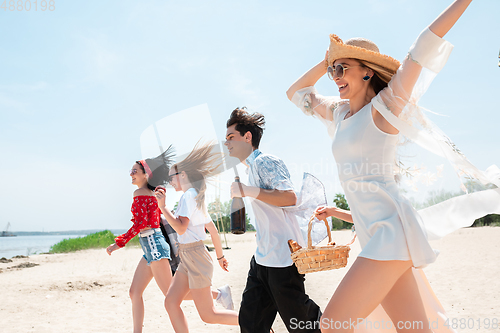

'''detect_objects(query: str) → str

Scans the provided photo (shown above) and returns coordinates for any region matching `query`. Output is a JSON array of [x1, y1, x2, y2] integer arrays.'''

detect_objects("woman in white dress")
[[286, 1, 499, 332]]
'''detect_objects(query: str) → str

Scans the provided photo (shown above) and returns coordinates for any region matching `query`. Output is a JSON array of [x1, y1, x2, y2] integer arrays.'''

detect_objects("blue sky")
[[1, 0, 499, 231]]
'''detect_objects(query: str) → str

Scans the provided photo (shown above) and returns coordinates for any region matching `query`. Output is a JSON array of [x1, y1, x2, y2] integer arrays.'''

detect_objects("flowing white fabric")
[[419, 187, 500, 240], [370, 27, 500, 240], [290, 26, 500, 333], [283, 173, 333, 246], [293, 28, 500, 248]]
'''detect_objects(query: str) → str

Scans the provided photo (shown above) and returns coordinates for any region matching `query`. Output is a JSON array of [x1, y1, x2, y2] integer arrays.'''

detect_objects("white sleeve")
[[174, 190, 208, 226], [291, 86, 319, 116], [373, 27, 454, 118], [174, 191, 196, 219], [291, 86, 348, 139], [408, 27, 454, 74]]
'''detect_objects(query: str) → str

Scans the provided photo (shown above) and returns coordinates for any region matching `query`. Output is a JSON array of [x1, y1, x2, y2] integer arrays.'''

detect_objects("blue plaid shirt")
[[245, 149, 304, 267], [246, 149, 294, 192]]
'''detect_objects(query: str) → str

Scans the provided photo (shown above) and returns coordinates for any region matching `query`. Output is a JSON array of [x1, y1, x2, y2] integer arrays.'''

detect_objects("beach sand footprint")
[[7, 262, 39, 270], [49, 280, 105, 292], [1, 255, 39, 271]]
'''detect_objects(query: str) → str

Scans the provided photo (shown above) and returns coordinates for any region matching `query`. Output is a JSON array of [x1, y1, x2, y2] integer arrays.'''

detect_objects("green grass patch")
[[50, 230, 140, 253]]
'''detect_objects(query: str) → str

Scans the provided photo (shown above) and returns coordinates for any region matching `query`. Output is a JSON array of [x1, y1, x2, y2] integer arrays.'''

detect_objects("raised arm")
[[286, 53, 330, 120], [378, 0, 472, 119], [286, 56, 326, 100], [429, 0, 473, 38]]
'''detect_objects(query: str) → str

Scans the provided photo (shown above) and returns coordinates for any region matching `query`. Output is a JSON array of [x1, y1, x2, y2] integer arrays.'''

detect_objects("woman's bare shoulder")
[[133, 188, 153, 197]]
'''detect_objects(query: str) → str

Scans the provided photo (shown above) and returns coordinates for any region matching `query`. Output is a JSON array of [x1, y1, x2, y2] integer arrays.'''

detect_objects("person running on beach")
[[225, 108, 322, 333], [154, 141, 239, 332], [106, 145, 232, 333], [286, 0, 499, 331], [106, 146, 175, 332]]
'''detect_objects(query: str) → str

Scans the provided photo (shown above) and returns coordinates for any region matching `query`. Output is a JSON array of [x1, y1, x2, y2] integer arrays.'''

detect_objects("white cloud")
[[0, 93, 28, 110]]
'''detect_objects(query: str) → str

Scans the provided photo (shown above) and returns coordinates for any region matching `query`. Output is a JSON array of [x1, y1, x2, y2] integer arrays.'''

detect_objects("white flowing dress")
[[331, 102, 421, 263], [292, 27, 500, 333]]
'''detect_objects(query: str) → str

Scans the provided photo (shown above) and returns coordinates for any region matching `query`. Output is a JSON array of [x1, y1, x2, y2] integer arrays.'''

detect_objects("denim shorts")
[[139, 229, 171, 265]]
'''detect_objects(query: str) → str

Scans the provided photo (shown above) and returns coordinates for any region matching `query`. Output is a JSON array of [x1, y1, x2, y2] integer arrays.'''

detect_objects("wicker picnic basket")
[[288, 215, 356, 274]]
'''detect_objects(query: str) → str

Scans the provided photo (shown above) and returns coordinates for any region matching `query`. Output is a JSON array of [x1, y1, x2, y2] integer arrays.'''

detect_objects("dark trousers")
[[239, 256, 322, 333]]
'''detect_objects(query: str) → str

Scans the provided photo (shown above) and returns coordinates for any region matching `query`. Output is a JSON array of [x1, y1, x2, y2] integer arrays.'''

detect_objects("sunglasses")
[[327, 64, 362, 80], [167, 172, 181, 183]]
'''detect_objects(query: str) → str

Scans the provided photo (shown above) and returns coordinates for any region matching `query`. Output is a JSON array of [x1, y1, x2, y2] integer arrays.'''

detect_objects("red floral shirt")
[[115, 196, 161, 247]]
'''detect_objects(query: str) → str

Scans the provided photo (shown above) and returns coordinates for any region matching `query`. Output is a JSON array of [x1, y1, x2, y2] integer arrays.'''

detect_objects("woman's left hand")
[[154, 187, 167, 206], [106, 243, 119, 255], [218, 256, 229, 272]]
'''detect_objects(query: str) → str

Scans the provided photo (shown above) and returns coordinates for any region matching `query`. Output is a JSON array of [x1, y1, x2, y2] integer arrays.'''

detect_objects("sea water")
[[0, 235, 85, 259]]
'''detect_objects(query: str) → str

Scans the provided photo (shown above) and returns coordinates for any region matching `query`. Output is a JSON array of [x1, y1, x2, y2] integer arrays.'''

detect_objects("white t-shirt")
[[174, 188, 211, 244]]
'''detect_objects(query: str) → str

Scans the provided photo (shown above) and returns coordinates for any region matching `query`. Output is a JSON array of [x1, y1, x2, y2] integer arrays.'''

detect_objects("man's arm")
[[232, 154, 297, 207], [230, 182, 297, 207]]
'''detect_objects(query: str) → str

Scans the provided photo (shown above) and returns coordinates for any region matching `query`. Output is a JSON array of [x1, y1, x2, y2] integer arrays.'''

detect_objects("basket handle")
[[346, 232, 357, 246], [307, 214, 356, 249], [307, 215, 332, 249]]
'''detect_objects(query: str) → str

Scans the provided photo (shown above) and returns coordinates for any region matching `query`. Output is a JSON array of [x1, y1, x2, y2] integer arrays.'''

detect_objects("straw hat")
[[327, 34, 401, 82]]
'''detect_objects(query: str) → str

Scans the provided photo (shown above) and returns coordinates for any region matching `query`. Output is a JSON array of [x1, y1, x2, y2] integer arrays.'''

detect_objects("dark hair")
[[226, 107, 265, 149], [136, 144, 175, 191], [358, 60, 391, 95], [368, 72, 388, 95]]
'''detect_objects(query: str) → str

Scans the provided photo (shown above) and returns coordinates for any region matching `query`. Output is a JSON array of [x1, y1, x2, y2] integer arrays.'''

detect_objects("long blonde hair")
[[171, 140, 222, 212]]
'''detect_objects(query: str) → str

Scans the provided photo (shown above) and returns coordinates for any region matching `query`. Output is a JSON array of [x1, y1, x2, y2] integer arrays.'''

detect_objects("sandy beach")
[[1, 227, 499, 333]]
